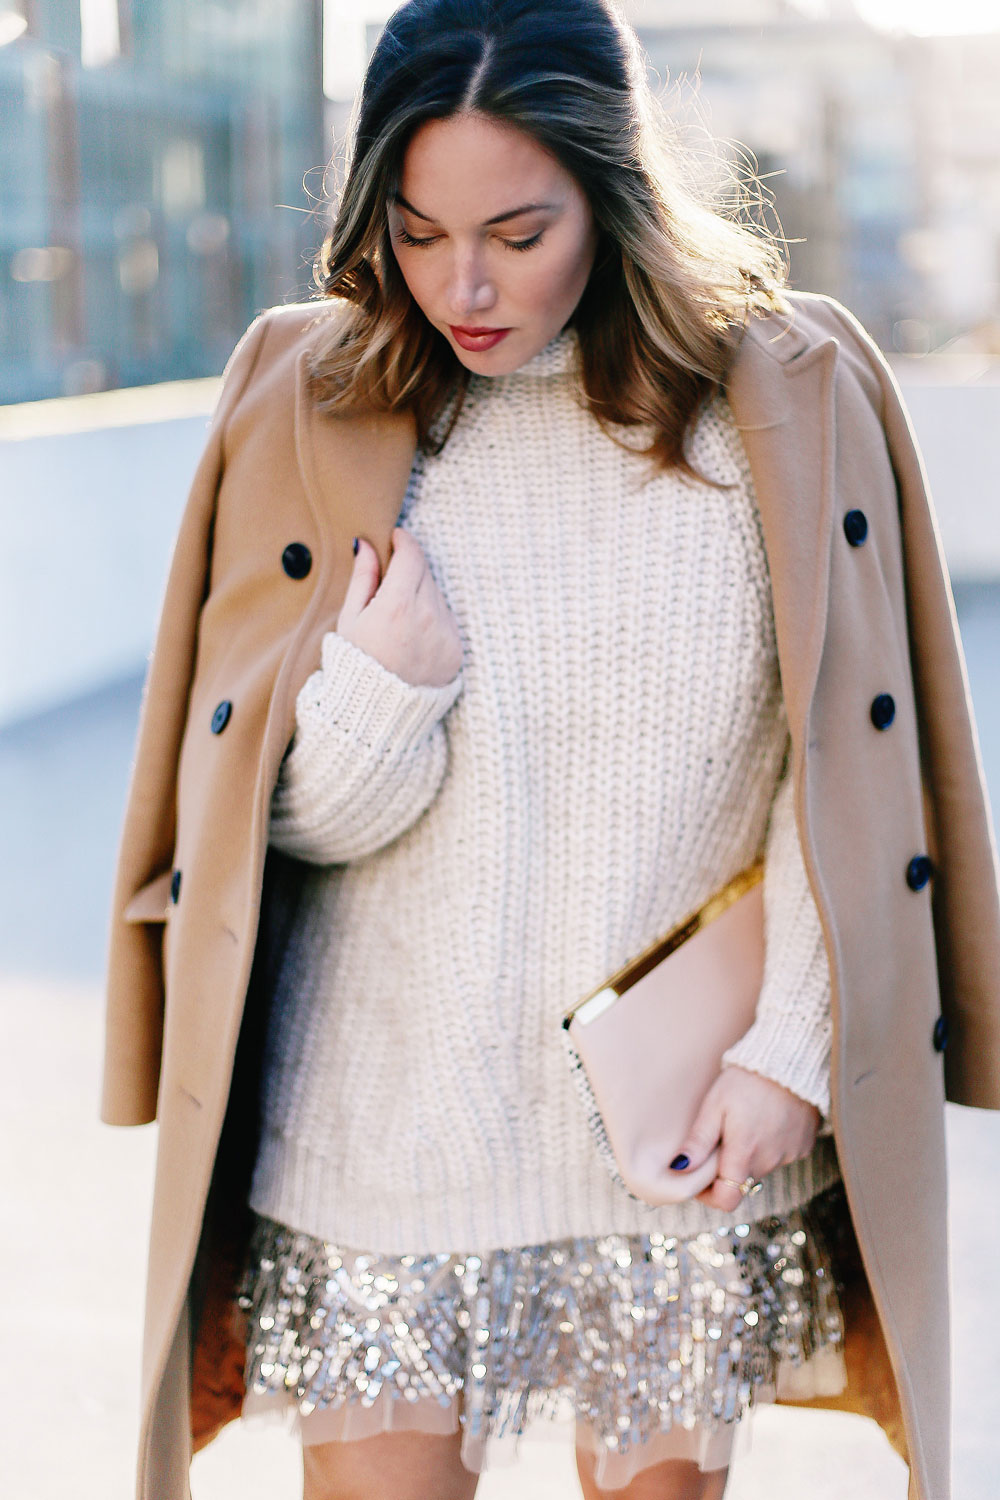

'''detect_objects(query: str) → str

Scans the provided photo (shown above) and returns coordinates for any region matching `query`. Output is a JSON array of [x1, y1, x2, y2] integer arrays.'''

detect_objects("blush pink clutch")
[[560, 861, 765, 1206]]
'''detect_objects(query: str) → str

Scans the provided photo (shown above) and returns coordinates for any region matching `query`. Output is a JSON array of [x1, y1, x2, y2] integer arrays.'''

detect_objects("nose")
[[445, 243, 497, 321]]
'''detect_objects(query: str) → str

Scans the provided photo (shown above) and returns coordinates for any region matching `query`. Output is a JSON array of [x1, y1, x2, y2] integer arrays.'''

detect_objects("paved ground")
[[2, 582, 998, 1499]]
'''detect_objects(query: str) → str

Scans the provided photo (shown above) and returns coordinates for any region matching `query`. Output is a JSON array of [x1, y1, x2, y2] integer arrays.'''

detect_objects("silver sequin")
[[238, 1181, 847, 1463]]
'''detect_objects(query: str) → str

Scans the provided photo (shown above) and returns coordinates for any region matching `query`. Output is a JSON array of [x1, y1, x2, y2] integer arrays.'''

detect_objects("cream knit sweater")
[[249, 324, 841, 1253]]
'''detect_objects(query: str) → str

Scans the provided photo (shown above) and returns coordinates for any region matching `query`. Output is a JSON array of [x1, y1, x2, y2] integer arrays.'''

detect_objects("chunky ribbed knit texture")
[[250, 324, 840, 1254]]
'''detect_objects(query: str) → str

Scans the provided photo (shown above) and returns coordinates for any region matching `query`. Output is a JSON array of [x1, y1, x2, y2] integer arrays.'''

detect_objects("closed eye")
[[394, 228, 545, 253]]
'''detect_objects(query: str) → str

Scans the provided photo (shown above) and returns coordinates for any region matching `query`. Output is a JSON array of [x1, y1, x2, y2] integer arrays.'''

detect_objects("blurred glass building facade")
[[632, 2, 1000, 354], [0, 0, 324, 402]]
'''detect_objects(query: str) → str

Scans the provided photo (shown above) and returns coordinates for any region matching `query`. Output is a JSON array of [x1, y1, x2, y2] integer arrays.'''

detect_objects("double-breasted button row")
[[211, 547, 312, 738], [845, 515, 895, 729], [209, 545, 312, 739], [844, 507, 944, 1052]]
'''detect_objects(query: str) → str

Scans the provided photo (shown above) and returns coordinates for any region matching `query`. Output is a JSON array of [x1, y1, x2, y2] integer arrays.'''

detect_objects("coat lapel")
[[260, 347, 419, 767], [294, 344, 418, 576], [726, 320, 841, 751]]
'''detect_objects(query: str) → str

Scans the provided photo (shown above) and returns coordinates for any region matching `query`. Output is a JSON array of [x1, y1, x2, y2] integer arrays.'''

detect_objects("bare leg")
[[574, 1443, 731, 1500], [302, 1427, 480, 1500]]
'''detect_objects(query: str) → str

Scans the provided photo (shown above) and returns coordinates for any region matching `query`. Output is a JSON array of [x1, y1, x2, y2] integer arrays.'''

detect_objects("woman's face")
[[388, 111, 599, 374]]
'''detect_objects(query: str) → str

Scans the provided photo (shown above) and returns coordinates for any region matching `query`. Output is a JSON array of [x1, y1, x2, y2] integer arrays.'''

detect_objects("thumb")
[[336, 536, 381, 631], [669, 1088, 724, 1175]]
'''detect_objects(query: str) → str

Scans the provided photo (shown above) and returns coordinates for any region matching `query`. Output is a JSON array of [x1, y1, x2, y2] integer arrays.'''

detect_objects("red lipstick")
[[449, 325, 512, 352]]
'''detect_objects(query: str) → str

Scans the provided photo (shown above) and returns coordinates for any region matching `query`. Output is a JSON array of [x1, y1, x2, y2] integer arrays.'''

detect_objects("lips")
[[449, 325, 512, 352]]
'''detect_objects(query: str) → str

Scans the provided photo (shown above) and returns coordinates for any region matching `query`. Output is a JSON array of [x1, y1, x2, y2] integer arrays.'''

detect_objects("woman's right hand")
[[335, 527, 463, 688]]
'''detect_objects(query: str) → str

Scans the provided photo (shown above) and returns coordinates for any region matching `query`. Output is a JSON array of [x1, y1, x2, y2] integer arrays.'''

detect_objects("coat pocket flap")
[[123, 869, 174, 922]]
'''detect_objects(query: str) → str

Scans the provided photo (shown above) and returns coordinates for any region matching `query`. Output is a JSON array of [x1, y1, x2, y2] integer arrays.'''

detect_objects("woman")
[[100, 2, 1000, 1498]]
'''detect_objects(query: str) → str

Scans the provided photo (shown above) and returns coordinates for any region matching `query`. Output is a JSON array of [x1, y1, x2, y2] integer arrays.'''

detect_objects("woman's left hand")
[[671, 1065, 822, 1214]]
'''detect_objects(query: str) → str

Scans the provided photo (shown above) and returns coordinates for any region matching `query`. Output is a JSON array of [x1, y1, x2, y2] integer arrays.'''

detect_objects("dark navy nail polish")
[[352, 536, 359, 555], [669, 1153, 690, 1170]]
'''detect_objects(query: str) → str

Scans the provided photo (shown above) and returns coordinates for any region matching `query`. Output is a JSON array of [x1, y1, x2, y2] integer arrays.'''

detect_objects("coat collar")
[[293, 307, 841, 754]]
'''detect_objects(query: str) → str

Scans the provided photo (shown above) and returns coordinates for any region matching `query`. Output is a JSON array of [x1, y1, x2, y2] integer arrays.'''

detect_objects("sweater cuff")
[[286, 630, 464, 766], [721, 1010, 832, 1125]]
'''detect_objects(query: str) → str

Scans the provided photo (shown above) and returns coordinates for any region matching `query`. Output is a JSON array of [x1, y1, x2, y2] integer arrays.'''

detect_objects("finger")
[[669, 1088, 724, 1177], [377, 526, 429, 602], [693, 1176, 749, 1213], [697, 1128, 760, 1212], [336, 537, 381, 629], [715, 1129, 757, 1189], [714, 1114, 759, 1185], [709, 1161, 757, 1212], [691, 1126, 756, 1210]]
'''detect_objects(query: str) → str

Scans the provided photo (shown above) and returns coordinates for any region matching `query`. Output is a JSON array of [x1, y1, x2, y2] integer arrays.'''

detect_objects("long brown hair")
[[306, 0, 789, 478]]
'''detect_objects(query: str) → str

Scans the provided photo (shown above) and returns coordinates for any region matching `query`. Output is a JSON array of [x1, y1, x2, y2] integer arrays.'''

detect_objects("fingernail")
[[669, 1153, 690, 1170], [352, 536, 359, 555]]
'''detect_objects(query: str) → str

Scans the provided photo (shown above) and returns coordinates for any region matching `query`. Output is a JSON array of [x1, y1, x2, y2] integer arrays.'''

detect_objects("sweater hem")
[[248, 1131, 843, 1256]]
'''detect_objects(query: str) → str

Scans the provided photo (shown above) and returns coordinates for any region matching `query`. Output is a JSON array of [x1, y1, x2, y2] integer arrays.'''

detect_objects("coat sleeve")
[[99, 309, 275, 1126], [823, 296, 1000, 1110]]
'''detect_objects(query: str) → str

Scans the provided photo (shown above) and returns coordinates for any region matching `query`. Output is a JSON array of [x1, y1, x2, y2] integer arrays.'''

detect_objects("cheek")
[[387, 225, 435, 303], [393, 251, 432, 311], [565, 216, 598, 282], [530, 232, 594, 305]]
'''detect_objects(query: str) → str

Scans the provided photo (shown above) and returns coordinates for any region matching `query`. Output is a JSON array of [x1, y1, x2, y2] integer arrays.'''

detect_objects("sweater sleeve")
[[719, 741, 834, 1133], [268, 629, 464, 864]]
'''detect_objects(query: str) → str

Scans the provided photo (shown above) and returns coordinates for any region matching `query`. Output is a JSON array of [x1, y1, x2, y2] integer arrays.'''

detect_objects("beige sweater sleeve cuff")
[[268, 630, 464, 864]]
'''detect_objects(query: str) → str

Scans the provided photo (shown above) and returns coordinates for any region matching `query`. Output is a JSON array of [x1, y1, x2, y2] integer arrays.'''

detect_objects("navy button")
[[870, 693, 896, 730], [906, 854, 933, 891], [282, 542, 312, 579], [843, 509, 869, 546], [170, 869, 181, 904], [932, 1015, 949, 1052], [211, 700, 232, 734]]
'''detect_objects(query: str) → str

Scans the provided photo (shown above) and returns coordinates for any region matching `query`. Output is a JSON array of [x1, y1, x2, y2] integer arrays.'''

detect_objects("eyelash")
[[394, 228, 545, 253]]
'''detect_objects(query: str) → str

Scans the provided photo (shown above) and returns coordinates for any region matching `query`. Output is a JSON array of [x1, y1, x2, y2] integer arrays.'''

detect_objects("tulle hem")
[[239, 1343, 848, 1489]]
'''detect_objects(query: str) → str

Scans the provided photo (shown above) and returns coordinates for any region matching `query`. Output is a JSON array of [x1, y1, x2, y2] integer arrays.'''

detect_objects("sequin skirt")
[[238, 1180, 849, 1491]]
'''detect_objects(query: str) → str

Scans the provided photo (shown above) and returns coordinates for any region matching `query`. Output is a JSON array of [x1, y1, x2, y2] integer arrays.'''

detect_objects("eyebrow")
[[392, 191, 559, 226]]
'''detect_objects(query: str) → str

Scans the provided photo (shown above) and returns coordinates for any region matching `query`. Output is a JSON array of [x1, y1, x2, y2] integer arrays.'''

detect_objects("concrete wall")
[[888, 359, 1000, 582], [0, 383, 217, 726], [0, 361, 998, 729]]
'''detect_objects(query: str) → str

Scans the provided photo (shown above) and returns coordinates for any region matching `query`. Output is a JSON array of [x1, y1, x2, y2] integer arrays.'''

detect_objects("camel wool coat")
[[100, 289, 1000, 1500]]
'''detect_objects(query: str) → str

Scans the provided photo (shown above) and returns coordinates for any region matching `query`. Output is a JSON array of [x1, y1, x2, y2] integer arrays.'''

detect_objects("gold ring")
[[717, 1174, 764, 1197]]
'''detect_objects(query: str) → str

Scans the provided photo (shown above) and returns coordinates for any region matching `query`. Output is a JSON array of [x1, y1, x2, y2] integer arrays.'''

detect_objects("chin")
[[450, 342, 523, 376]]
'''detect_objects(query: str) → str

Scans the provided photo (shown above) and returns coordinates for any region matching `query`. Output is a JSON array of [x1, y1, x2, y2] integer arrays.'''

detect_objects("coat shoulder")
[[219, 299, 349, 445], [252, 297, 351, 366], [737, 290, 888, 414], [742, 290, 875, 362]]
